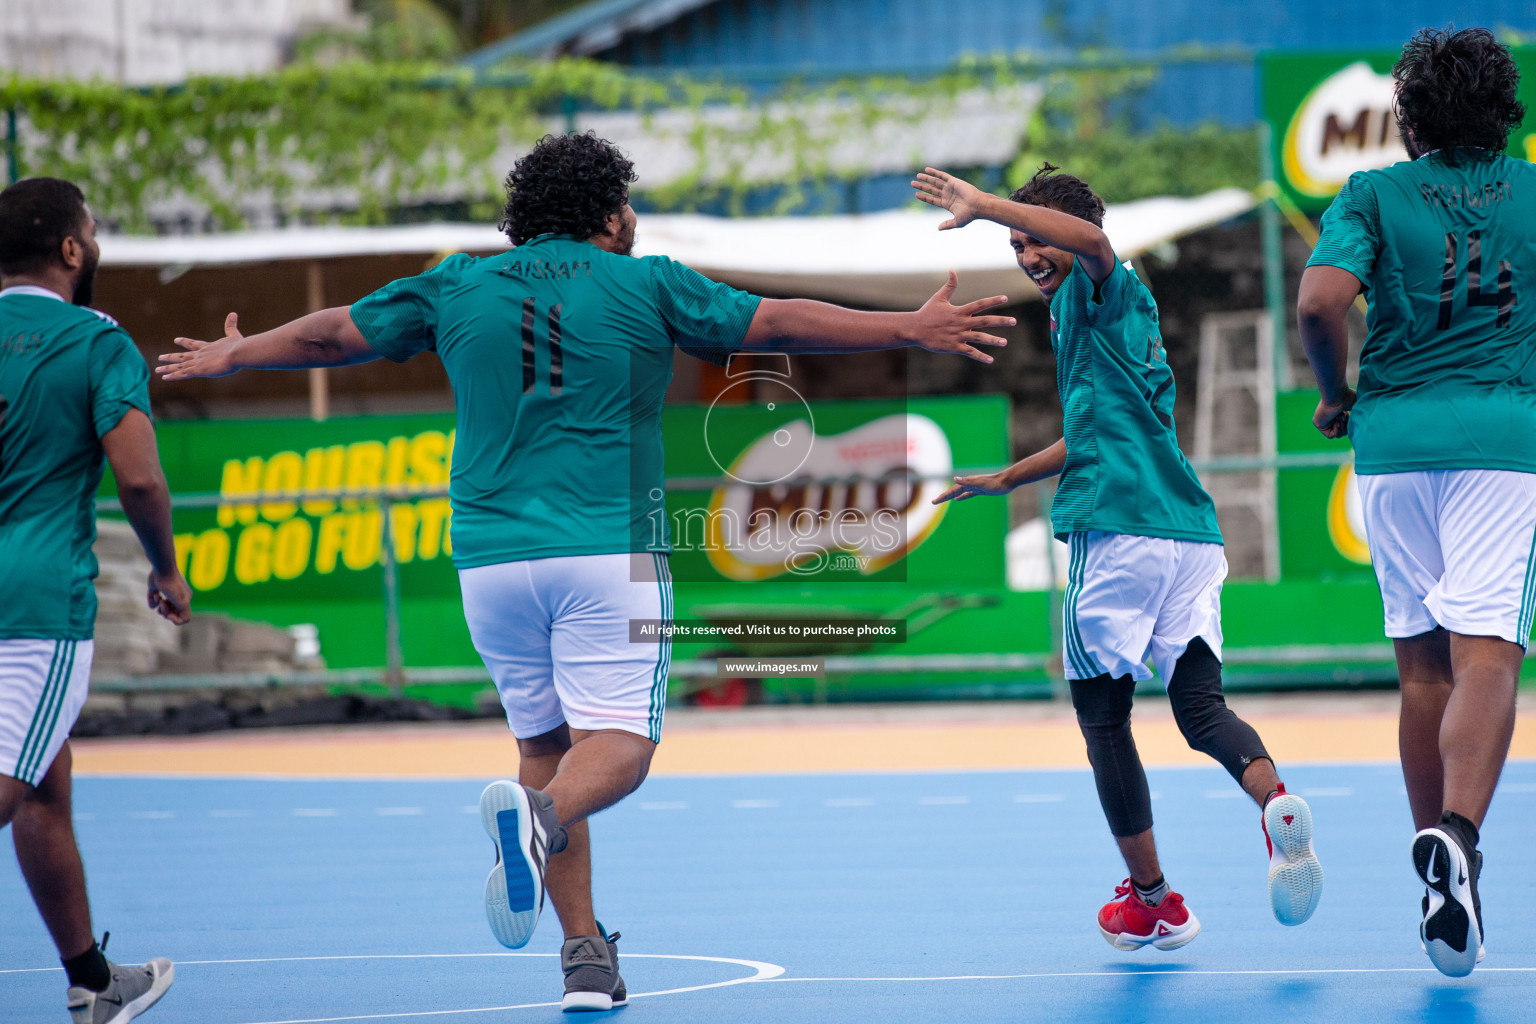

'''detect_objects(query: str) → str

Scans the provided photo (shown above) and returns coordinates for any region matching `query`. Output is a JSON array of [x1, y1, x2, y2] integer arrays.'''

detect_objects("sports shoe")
[[1413, 825, 1481, 977], [561, 923, 628, 1013], [1097, 880, 1201, 951], [67, 958, 174, 1024], [480, 780, 565, 949], [1423, 890, 1484, 964], [1262, 784, 1323, 926]]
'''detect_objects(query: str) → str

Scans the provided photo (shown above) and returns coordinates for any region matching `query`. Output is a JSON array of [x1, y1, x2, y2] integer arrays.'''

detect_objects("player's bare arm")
[[156, 307, 378, 380], [932, 438, 1067, 504], [912, 167, 1117, 283], [741, 270, 1013, 363], [1297, 265, 1362, 439], [100, 408, 191, 625]]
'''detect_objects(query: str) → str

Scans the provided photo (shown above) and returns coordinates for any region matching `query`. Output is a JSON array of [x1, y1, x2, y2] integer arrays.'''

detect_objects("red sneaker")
[[1097, 879, 1202, 951]]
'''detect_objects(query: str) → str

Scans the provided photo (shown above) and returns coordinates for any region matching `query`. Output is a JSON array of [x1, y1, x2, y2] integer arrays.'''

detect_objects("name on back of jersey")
[[1420, 180, 1513, 210], [495, 258, 592, 281], [0, 331, 44, 358]]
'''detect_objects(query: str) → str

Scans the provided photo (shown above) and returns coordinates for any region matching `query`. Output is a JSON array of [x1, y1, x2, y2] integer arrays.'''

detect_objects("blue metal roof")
[[461, 0, 720, 66]]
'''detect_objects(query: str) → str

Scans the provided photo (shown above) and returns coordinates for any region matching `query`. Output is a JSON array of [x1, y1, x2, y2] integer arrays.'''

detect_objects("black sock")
[[1133, 875, 1170, 907], [62, 942, 111, 992], [1440, 810, 1480, 855]]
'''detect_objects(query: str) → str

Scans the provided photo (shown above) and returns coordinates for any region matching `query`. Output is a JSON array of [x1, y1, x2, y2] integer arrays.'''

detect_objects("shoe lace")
[[1113, 879, 1133, 900], [99, 932, 109, 956]]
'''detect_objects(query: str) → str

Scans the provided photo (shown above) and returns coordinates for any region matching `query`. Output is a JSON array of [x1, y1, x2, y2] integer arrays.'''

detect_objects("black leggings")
[[1070, 638, 1271, 837]]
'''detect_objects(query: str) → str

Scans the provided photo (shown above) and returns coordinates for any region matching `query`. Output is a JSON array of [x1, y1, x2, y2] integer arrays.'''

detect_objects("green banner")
[[1259, 48, 1536, 213], [116, 395, 1007, 610]]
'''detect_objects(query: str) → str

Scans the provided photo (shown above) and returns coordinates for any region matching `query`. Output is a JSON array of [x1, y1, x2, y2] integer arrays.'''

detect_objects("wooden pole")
[[306, 260, 329, 422]]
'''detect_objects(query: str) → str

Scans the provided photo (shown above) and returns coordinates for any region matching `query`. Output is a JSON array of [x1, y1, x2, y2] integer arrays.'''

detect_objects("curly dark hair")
[[1394, 27, 1525, 155], [1007, 162, 1105, 227], [500, 132, 638, 246]]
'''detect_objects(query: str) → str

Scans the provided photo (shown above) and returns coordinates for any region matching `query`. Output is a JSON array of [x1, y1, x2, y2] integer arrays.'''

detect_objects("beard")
[[72, 249, 99, 307], [615, 222, 636, 257]]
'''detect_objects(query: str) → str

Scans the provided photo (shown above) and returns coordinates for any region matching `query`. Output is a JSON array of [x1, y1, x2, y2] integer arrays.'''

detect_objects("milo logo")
[[1327, 461, 1371, 565], [1283, 61, 1404, 200], [683, 413, 952, 581]]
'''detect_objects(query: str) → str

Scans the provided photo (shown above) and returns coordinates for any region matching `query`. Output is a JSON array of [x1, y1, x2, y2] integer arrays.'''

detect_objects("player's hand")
[[1313, 386, 1357, 439], [912, 167, 987, 230], [932, 472, 1013, 504], [157, 312, 244, 380], [148, 568, 192, 625], [908, 271, 1012, 363]]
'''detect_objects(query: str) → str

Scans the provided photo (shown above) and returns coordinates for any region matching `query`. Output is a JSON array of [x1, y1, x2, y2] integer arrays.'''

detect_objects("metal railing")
[[93, 448, 1372, 699]]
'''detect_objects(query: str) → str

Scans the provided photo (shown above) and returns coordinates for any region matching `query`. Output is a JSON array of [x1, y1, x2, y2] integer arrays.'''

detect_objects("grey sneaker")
[[480, 780, 568, 949], [561, 925, 627, 1013], [68, 958, 174, 1024]]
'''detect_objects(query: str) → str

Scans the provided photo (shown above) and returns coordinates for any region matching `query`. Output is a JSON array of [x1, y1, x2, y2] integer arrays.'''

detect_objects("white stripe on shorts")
[[1, 639, 94, 786]]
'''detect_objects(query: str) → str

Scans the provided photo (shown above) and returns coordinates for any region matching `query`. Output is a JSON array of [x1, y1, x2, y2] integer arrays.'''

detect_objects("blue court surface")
[[3, 761, 1535, 1023]]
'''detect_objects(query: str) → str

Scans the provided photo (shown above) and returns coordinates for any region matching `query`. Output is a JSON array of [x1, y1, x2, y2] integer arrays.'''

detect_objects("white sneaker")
[[1262, 785, 1323, 926], [68, 957, 174, 1024], [480, 780, 561, 949]]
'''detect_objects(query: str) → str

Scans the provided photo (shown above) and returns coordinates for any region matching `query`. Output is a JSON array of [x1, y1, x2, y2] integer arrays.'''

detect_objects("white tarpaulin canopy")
[[99, 187, 1258, 307]]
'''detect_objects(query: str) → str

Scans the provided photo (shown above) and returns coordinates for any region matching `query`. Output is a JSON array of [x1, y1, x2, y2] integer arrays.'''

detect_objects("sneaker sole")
[[562, 991, 628, 1012], [1098, 912, 1201, 952], [1265, 794, 1323, 926], [1413, 828, 1480, 978], [481, 780, 545, 949]]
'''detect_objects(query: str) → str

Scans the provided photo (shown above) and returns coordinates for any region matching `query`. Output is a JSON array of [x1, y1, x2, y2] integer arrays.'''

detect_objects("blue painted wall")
[[598, 0, 1536, 125]]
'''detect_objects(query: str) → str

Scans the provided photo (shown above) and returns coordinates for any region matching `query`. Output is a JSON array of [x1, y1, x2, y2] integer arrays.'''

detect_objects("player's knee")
[[0, 777, 27, 829], [1070, 673, 1135, 731]]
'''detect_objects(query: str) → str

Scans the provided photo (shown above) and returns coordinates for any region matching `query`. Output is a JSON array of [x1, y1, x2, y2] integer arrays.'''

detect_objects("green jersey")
[[1049, 257, 1222, 545], [0, 288, 152, 639], [1309, 152, 1536, 474], [351, 236, 761, 569]]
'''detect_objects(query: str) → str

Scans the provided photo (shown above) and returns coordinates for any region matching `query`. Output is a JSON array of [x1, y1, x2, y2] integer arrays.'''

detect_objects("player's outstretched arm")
[[912, 167, 1116, 284], [101, 409, 191, 625], [932, 439, 1067, 504], [1297, 265, 1362, 439], [740, 271, 1013, 363], [157, 308, 379, 381]]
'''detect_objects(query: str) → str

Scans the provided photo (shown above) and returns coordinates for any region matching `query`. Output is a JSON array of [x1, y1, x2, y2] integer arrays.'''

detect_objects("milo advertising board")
[[1259, 48, 1536, 214], [118, 396, 1010, 671]]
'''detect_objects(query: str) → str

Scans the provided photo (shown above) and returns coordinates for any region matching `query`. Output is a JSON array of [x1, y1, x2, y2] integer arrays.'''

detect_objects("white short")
[[0, 639, 94, 786], [1357, 469, 1536, 646], [459, 553, 672, 742], [1062, 531, 1226, 684]]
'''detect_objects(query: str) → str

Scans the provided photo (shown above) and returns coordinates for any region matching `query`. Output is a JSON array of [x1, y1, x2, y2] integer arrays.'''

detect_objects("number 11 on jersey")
[[520, 298, 564, 397]]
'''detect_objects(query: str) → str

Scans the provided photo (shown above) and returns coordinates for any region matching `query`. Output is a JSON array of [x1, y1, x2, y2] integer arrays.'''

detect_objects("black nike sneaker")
[[1413, 825, 1481, 977], [561, 923, 627, 1012]]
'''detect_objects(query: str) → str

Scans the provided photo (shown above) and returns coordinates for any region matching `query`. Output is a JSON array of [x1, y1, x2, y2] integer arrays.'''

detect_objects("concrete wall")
[[0, 0, 354, 84]]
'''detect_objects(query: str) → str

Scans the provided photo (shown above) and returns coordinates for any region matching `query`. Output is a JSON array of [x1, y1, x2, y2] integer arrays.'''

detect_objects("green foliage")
[[0, 60, 685, 232], [0, 51, 1260, 233], [1006, 66, 1259, 202]]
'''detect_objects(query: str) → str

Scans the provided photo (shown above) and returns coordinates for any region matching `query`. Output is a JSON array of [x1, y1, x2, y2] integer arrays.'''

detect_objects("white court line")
[[293, 809, 339, 817], [824, 797, 874, 807], [1012, 794, 1064, 803], [129, 810, 175, 819], [1203, 790, 1244, 799], [731, 799, 780, 808], [460, 806, 478, 814], [376, 807, 424, 816], [211, 809, 255, 818], [640, 801, 688, 811], [0, 953, 786, 1024], [918, 796, 969, 805], [760, 966, 1536, 982], [1503, 782, 1536, 792], [1301, 788, 1355, 797]]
